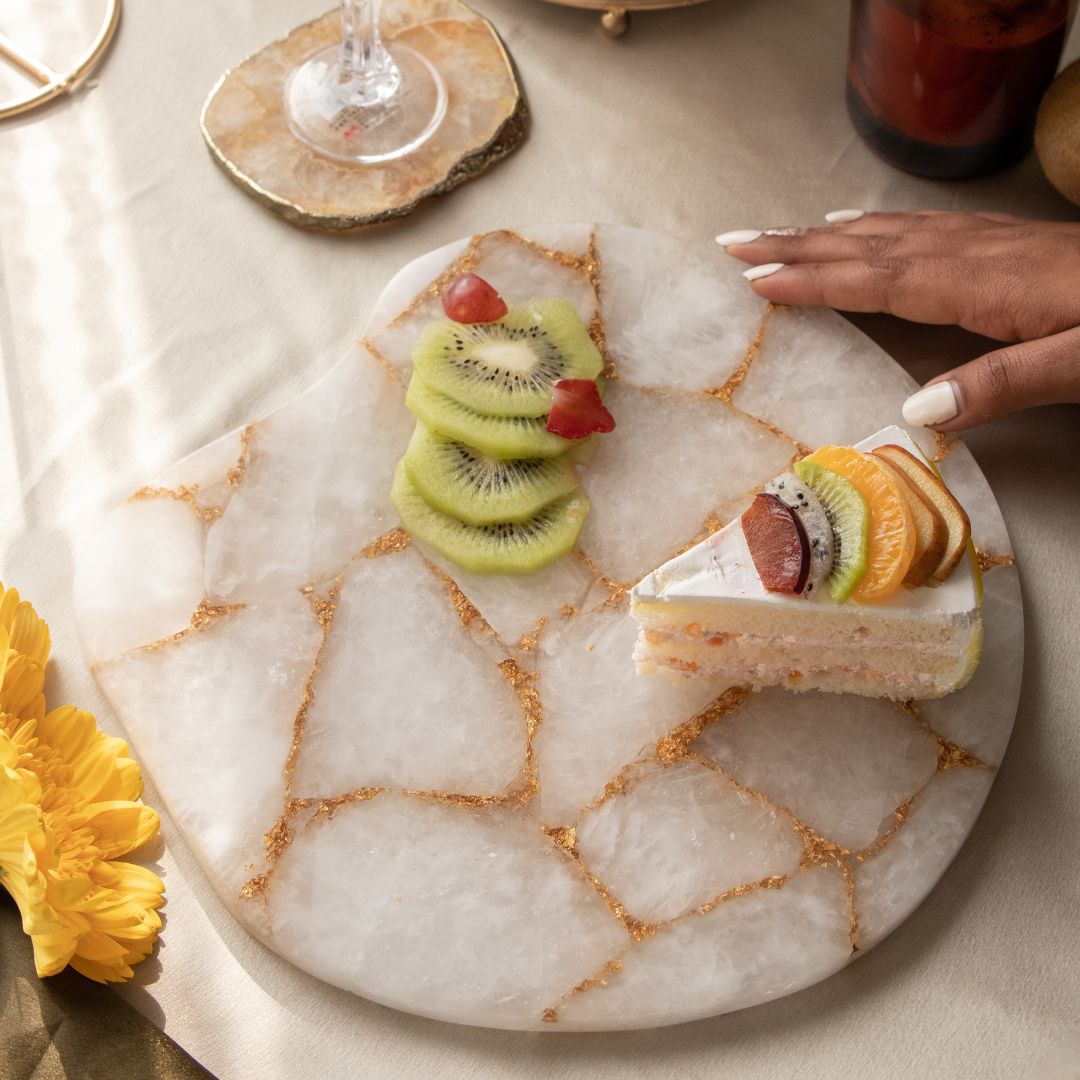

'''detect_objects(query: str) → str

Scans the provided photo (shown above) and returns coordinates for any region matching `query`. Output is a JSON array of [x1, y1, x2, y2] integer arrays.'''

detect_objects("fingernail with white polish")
[[825, 209, 865, 224], [902, 382, 958, 427], [743, 262, 785, 282], [764, 226, 801, 237], [716, 229, 763, 247]]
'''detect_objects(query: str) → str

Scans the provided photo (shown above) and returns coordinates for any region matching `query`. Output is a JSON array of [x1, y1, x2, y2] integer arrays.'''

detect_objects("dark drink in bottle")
[[847, 0, 1078, 179]]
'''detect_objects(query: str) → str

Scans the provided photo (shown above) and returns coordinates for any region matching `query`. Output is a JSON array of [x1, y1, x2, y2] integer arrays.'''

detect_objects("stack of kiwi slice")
[[392, 299, 603, 574]]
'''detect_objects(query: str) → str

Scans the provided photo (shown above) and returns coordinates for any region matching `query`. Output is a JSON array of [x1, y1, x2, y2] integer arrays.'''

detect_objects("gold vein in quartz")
[[855, 796, 914, 864], [358, 527, 412, 559], [975, 547, 1017, 574], [573, 686, 752, 820], [559, 604, 579, 619], [420, 559, 497, 640], [729, 400, 813, 459], [583, 229, 615, 378], [359, 337, 408, 389], [306, 786, 384, 828], [706, 303, 774, 404], [932, 430, 958, 463], [894, 699, 991, 773], [545, 825, 578, 854], [839, 860, 859, 949], [511, 230, 597, 276], [694, 873, 790, 917], [516, 617, 548, 653], [668, 511, 728, 561], [240, 796, 313, 904], [497, 658, 543, 804], [128, 483, 224, 525], [403, 657, 545, 808], [283, 579, 343, 799], [574, 549, 632, 607], [655, 686, 753, 765], [387, 236, 484, 327], [542, 824, 657, 941], [227, 424, 255, 489], [135, 599, 246, 653], [579, 760, 652, 814], [541, 957, 627, 1023], [537, 870, 803, 1023], [241, 579, 344, 905]]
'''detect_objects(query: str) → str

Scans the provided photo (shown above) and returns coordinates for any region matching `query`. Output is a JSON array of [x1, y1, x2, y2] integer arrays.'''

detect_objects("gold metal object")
[[540, 0, 709, 37], [0, 0, 121, 121]]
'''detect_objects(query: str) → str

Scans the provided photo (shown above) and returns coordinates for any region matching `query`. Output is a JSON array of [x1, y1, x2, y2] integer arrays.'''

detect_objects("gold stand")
[[0, 0, 121, 120], [540, 0, 708, 37]]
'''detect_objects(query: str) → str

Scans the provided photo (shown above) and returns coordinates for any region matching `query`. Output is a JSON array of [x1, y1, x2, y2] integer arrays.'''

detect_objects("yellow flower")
[[0, 583, 164, 983]]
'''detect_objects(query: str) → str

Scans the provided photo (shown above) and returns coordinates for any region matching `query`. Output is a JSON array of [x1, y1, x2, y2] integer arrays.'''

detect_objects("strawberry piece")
[[545, 379, 616, 440], [441, 273, 508, 324]]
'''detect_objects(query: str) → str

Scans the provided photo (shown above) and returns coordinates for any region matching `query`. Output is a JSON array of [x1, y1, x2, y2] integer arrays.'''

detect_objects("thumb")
[[901, 325, 1080, 432]]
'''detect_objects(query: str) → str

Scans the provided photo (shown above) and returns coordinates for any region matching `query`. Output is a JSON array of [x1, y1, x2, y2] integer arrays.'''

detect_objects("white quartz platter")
[[73, 225, 1022, 1031]]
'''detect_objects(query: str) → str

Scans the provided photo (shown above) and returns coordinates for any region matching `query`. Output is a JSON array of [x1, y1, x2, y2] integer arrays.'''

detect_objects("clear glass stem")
[[338, 0, 400, 104], [283, 0, 448, 164]]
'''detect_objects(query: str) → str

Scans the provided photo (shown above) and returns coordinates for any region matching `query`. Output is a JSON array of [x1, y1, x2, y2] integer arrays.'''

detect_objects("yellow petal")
[[68, 742, 122, 805], [29, 908, 86, 977], [69, 953, 135, 984], [10, 603, 51, 668], [71, 926, 131, 963], [0, 585, 50, 667], [45, 869, 95, 909], [82, 801, 160, 859], [37, 706, 96, 762], [0, 654, 45, 722], [93, 754, 143, 803], [91, 860, 165, 904]]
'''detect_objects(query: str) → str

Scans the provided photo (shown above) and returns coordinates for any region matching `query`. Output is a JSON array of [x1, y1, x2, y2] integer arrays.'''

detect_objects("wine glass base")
[[284, 42, 448, 165]]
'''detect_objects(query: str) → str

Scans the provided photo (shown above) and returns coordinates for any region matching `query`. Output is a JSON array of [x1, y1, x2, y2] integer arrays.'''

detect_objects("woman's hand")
[[717, 211, 1080, 432]]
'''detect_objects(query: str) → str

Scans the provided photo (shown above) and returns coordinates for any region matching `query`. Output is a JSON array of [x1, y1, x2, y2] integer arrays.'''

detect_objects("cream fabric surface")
[[2, 1, 1079, 1077]]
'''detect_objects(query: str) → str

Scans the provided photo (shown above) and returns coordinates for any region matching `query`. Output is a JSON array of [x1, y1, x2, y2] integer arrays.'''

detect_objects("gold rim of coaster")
[[200, 2, 528, 234], [0, 0, 122, 120]]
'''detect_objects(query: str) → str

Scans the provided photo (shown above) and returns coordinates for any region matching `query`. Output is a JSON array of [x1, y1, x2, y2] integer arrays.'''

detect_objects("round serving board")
[[73, 225, 1022, 1031]]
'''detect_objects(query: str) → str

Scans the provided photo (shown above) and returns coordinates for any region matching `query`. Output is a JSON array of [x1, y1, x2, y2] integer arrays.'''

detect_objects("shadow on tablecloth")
[[0, 894, 213, 1080]]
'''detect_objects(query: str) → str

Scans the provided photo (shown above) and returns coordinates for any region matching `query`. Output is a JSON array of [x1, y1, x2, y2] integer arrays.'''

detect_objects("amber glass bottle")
[[847, 0, 1078, 179]]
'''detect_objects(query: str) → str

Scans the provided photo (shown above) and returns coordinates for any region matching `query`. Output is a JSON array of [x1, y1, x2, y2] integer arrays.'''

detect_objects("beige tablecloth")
[[2, 1, 1079, 1077]]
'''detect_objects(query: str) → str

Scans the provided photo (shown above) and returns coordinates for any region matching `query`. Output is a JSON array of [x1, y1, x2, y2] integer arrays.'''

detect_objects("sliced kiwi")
[[402, 424, 579, 526], [793, 459, 870, 603], [391, 462, 589, 574], [411, 300, 603, 419], [405, 375, 570, 460]]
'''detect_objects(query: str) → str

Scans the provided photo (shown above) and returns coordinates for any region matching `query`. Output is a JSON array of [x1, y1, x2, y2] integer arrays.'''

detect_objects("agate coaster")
[[73, 225, 1022, 1030], [200, 1, 527, 231]]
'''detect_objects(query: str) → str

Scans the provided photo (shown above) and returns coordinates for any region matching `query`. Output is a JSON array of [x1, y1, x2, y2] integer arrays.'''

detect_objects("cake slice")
[[630, 426, 982, 700]]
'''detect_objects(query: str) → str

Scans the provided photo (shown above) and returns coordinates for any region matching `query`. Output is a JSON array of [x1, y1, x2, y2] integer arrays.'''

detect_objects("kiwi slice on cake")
[[391, 462, 589, 574], [793, 459, 870, 603], [411, 300, 603, 418], [405, 375, 571, 460], [402, 424, 580, 527]]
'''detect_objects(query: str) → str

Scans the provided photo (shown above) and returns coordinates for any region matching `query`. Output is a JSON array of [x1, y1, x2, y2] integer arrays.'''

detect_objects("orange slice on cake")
[[804, 445, 916, 603]]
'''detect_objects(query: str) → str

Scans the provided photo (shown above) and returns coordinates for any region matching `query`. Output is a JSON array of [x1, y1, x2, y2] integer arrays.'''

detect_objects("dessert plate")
[[73, 225, 1022, 1031]]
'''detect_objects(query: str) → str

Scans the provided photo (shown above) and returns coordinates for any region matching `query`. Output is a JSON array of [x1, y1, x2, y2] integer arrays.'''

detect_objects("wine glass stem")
[[339, 0, 399, 98]]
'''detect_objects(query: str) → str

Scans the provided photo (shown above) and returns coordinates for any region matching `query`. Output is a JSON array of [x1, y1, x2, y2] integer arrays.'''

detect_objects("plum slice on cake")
[[630, 426, 981, 700]]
